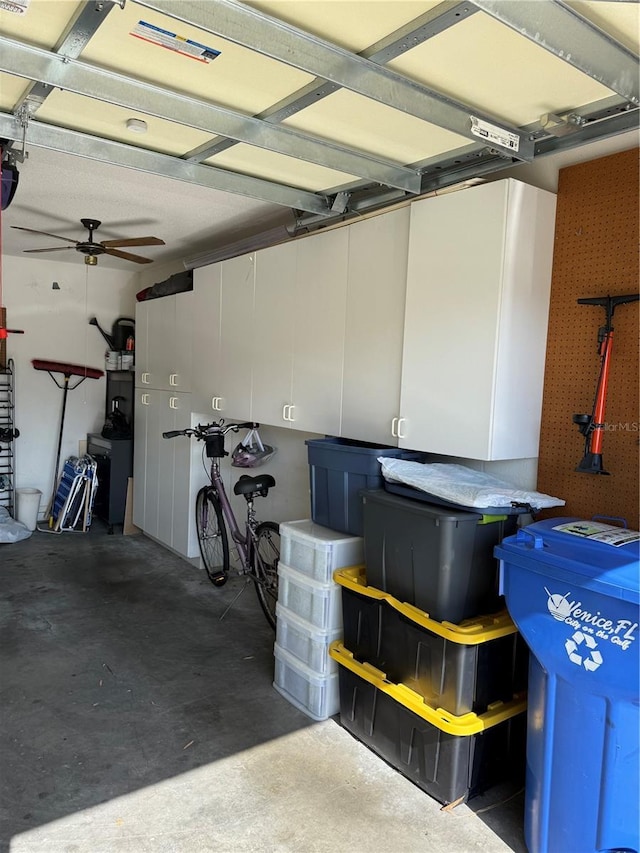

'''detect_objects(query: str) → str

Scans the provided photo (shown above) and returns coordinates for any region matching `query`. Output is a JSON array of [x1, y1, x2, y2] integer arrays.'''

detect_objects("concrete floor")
[[1, 522, 527, 853]]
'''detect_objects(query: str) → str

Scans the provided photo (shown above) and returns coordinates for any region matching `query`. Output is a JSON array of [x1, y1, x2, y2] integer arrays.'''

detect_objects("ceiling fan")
[[11, 218, 165, 265]]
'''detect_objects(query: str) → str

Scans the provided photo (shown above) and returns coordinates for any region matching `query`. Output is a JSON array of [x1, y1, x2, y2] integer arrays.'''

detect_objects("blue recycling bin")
[[495, 518, 639, 853]]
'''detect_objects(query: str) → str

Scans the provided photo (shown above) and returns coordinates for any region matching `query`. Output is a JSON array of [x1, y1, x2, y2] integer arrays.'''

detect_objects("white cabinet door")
[[135, 293, 193, 392], [157, 391, 194, 554], [171, 291, 193, 393], [134, 301, 150, 388], [217, 253, 255, 420], [192, 264, 222, 416], [133, 389, 196, 556], [132, 385, 150, 530], [342, 207, 409, 445], [146, 296, 175, 391], [156, 392, 179, 549], [252, 241, 296, 428], [140, 389, 162, 539], [289, 228, 348, 434], [399, 179, 556, 459]]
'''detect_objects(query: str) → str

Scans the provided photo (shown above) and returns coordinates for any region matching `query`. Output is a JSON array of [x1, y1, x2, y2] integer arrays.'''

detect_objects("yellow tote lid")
[[333, 565, 518, 644], [329, 641, 526, 736]]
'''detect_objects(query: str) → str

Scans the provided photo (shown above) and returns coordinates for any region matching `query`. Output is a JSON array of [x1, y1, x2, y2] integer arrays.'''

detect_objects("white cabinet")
[[132, 385, 151, 532], [288, 228, 348, 433], [192, 256, 254, 419], [133, 290, 197, 559], [251, 241, 296, 427], [132, 388, 203, 558], [341, 207, 409, 445], [192, 264, 222, 415], [135, 292, 193, 392], [398, 179, 556, 460], [217, 253, 255, 419], [252, 228, 348, 434]]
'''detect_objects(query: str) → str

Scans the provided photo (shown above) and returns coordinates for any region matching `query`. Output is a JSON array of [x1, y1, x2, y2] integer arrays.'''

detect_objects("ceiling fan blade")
[[23, 246, 75, 253], [101, 236, 165, 248], [104, 247, 153, 264], [11, 226, 78, 244]]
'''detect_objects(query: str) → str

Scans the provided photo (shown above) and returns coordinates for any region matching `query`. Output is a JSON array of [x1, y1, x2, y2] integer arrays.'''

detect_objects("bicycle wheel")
[[195, 487, 230, 587], [252, 521, 280, 630]]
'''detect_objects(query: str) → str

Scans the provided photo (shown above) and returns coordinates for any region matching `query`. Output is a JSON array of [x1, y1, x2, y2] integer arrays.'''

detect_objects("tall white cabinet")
[[133, 290, 204, 559], [398, 179, 556, 459]]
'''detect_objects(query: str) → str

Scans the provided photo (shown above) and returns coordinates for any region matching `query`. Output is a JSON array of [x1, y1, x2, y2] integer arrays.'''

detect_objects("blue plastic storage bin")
[[495, 518, 640, 853], [305, 437, 422, 536]]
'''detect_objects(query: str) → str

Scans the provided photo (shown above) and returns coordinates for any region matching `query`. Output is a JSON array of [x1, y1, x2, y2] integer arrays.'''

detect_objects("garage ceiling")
[[0, 0, 638, 270]]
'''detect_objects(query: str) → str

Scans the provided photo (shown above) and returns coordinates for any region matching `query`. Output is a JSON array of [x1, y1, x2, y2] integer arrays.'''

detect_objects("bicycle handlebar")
[[162, 420, 258, 440]]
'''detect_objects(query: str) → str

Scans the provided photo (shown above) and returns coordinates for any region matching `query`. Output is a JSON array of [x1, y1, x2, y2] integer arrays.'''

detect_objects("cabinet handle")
[[211, 396, 218, 411], [169, 373, 178, 387], [288, 405, 295, 422], [142, 372, 150, 385], [282, 404, 289, 421], [391, 417, 398, 438], [396, 417, 406, 440], [169, 397, 178, 410], [141, 393, 150, 405]]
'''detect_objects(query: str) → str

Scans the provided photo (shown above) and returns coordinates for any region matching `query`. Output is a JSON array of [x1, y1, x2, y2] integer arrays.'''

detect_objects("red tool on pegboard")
[[573, 293, 639, 474]]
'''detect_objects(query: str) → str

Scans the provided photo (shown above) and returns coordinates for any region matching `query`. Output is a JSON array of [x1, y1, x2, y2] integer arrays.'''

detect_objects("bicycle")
[[163, 420, 280, 630]]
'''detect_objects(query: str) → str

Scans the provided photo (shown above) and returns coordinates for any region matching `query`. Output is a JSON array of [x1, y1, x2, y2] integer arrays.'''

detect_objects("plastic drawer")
[[275, 602, 342, 674], [361, 489, 516, 622], [277, 562, 343, 631], [335, 566, 528, 716], [273, 642, 339, 721], [280, 519, 363, 584], [330, 641, 527, 806], [306, 437, 424, 536]]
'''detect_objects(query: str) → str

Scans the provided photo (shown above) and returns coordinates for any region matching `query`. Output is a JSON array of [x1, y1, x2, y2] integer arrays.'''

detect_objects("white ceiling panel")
[[35, 90, 220, 157], [80, 1, 314, 115], [388, 11, 614, 127], [284, 89, 468, 167], [568, 1, 640, 55], [245, 0, 445, 52], [0, 0, 83, 47], [207, 143, 358, 191]]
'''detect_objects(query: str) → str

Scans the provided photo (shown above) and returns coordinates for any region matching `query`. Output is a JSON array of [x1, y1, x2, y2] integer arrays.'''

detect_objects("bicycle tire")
[[252, 520, 280, 630], [195, 487, 230, 587]]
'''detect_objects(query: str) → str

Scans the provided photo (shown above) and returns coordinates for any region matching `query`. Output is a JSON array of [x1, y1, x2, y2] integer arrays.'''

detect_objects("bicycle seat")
[[233, 473, 276, 497]]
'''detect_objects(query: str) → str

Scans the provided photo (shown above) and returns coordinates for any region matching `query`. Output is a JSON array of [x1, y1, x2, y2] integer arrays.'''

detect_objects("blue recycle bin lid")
[[495, 517, 640, 605]]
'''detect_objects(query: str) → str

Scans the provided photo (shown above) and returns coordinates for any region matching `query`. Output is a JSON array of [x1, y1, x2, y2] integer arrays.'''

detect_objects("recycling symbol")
[[565, 631, 603, 672]]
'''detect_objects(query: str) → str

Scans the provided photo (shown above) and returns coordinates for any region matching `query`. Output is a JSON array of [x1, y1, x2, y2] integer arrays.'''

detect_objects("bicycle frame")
[[207, 458, 255, 572]]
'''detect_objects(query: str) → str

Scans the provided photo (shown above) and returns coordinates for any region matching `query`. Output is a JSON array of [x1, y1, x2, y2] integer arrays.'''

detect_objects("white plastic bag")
[[0, 506, 33, 542], [378, 459, 565, 511]]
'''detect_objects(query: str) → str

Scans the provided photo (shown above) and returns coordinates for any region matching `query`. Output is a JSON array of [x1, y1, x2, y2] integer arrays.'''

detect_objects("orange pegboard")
[[537, 147, 639, 529]]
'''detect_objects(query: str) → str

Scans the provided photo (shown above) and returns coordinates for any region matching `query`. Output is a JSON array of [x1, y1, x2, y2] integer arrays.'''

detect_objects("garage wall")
[[536, 147, 639, 528], [2, 255, 137, 517]]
